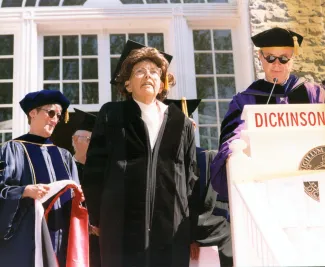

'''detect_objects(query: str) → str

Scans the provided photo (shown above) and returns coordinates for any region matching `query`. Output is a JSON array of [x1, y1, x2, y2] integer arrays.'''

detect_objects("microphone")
[[266, 78, 278, 104]]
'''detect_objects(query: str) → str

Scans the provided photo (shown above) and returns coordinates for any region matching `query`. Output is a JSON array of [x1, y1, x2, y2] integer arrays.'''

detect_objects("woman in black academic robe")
[[82, 41, 198, 267]]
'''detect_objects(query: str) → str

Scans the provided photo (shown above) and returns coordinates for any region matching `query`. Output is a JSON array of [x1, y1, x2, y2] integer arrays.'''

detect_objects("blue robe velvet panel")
[[210, 75, 325, 200], [0, 134, 79, 267]]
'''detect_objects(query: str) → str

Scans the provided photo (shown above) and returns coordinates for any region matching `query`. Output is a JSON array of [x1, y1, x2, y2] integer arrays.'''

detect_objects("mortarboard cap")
[[251, 27, 303, 55], [74, 108, 97, 132], [50, 110, 98, 154], [163, 98, 201, 117], [110, 40, 173, 86], [19, 89, 70, 123]]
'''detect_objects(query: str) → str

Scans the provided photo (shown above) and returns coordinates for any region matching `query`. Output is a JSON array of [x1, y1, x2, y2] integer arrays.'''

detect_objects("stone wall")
[[249, 0, 325, 84]]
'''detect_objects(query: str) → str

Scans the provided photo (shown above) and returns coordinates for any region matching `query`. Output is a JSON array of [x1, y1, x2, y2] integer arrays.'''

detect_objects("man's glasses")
[[132, 67, 162, 79], [74, 135, 91, 142], [39, 108, 62, 121], [260, 50, 292, 64]]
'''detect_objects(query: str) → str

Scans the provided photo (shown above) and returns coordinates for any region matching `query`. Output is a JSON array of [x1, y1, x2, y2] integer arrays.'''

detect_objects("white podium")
[[227, 104, 325, 267]]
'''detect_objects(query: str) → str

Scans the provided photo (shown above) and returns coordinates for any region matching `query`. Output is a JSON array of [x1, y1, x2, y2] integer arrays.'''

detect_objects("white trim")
[[233, 0, 254, 91], [0, 25, 24, 138], [97, 29, 111, 102], [0, 5, 238, 23], [17, 18, 39, 135]]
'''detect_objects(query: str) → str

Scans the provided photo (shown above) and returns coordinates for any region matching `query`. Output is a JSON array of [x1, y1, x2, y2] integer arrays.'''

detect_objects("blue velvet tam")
[[19, 89, 70, 122]]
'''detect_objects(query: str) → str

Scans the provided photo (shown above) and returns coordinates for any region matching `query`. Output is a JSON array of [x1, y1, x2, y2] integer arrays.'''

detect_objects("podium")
[[227, 104, 325, 266]]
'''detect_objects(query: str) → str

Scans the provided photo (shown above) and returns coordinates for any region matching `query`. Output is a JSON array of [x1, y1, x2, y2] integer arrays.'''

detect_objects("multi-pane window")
[[1, 0, 86, 7], [43, 35, 99, 105], [120, 0, 227, 3], [193, 29, 235, 150], [109, 33, 164, 101], [0, 35, 13, 143]]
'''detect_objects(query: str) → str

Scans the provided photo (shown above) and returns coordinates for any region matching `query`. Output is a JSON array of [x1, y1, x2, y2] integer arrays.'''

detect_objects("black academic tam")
[[82, 99, 198, 267]]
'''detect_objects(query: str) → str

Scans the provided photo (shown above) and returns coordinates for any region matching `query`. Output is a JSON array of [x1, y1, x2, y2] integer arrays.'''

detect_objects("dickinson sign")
[[241, 104, 325, 130]]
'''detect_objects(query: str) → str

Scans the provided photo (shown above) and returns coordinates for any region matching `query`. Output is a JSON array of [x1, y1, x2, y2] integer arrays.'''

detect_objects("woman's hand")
[[22, 184, 50, 200]]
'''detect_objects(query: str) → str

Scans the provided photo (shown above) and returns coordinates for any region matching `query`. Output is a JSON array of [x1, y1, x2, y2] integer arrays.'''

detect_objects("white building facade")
[[0, 0, 254, 150]]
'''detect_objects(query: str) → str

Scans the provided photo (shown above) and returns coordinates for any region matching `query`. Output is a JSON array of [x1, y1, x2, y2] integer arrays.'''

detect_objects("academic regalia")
[[195, 147, 232, 267], [82, 99, 198, 267], [163, 99, 202, 118], [210, 74, 325, 200], [74, 108, 97, 133], [73, 108, 101, 267], [0, 133, 79, 267], [0, 89, 79, 267], [84, 40, 197, 267]]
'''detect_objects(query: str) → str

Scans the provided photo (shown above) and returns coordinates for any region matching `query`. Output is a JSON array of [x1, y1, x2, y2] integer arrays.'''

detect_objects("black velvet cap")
[[251, 27, 303, 48], [110, 40, 173, 86], [74, 108, 96, 132], [163, 99, 201, 117]]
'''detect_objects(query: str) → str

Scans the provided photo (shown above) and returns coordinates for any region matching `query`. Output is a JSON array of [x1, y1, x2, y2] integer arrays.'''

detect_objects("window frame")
[[0, 23, 24, 141], [0, 3, 253, 141]]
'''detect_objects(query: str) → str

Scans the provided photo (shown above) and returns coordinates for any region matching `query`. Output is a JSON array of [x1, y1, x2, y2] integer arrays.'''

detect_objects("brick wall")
[[249, 0, 325, 84]]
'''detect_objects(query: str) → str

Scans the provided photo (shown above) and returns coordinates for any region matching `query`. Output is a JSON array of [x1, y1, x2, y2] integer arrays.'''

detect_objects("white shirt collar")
[[134, 98, 157, 113], [133, 98, 168, 149]]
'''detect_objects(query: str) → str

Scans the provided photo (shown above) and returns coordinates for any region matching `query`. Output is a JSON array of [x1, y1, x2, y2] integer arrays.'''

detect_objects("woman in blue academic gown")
[[0, 90, 80, 267]]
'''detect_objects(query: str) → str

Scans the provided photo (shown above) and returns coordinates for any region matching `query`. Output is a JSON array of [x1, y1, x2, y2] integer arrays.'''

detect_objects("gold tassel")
[[293, 36, 300, 56], [64, 110, 69, 123], [181, 97, 189, 117], [164, 73, 169, 90]]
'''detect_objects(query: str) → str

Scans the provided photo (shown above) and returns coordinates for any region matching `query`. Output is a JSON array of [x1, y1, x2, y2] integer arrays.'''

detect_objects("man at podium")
[[211, 26, 325, 200], [210, 27, 325, 257]]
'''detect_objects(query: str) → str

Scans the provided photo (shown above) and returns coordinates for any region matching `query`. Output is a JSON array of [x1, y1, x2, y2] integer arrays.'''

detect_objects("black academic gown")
[[0, 134, 79, 267], [82, 99, 198, 267], [195, 147, 232, 267], [75, 160, 101, 267]]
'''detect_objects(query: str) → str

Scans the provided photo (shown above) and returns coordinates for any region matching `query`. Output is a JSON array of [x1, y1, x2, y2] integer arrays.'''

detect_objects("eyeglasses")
[[260, 50, 292, 64], [74, 135, 91, 142], [132, 67, 162, 78], [39, 108, 62, 121]]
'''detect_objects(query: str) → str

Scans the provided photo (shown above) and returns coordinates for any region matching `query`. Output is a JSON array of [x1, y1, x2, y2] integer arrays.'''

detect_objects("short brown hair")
[[27, 108, 41, 125], [115, 47, 176, 101]]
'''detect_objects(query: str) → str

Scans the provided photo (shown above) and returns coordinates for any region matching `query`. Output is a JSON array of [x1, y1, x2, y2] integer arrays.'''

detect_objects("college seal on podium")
[[299, 146, 325, 202]]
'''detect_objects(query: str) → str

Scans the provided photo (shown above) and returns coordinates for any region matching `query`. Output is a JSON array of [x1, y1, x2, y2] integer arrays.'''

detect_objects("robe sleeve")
[[305, 82, 325, 103], [184, 120, 198, 197], [210, 94, 245, 200], [184, 120, 199, 241], [0, 141, 30, 239], [82, 103, 110, 226], [195, 149, 232, 257], [59, 147, 80, 184]]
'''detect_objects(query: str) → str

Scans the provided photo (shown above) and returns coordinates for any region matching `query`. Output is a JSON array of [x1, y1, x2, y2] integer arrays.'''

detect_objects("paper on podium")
[[189, 246, 220, 267]]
